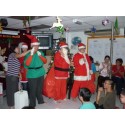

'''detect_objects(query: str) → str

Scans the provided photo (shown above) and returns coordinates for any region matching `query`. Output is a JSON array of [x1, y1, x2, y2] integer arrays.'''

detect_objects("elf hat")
[[78, 43, 86, 49], [21, 43, 28, 49], [59, 42, 68, 48], [26, 34, 40, 46]]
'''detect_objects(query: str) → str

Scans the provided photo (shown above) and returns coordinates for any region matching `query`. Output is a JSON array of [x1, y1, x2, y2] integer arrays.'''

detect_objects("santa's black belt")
[[54, 67, 69, 72], [28, 66, 43, 69]]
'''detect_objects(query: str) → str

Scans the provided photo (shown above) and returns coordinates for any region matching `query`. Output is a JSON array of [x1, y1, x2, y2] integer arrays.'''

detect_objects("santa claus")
[[71, 43, 95, 100], [54, 41, 70, 103]]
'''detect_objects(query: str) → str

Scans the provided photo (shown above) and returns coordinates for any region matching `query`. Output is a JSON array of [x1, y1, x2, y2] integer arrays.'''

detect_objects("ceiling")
[[0, 16, 125, 33]]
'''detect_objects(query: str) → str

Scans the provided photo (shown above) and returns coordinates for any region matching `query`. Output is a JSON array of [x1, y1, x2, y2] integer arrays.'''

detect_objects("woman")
[[97, 55, 110, 90], [112, 58, 125, 96], [6, 44, 30, 108]]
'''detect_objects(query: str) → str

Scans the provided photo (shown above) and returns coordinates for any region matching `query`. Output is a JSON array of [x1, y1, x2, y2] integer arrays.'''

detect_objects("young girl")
[[89, 56, 96, 82]]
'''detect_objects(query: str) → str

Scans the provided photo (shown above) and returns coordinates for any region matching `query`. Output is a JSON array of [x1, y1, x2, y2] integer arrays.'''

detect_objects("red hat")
[[21, 43, 28, 49], [26, 34, 40, 46], [78, 43, 86, 49], [59, 42, 68, 48]]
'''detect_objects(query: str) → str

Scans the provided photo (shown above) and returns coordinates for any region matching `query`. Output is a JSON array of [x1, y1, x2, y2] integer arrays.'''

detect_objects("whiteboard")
[[88, 37, 125, 65]]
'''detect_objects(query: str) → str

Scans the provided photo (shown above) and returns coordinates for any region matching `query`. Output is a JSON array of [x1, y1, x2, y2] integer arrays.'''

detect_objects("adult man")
[[54, 41, 70, 103], [24, 35, 47, 108], [71, 43, 95, 100]]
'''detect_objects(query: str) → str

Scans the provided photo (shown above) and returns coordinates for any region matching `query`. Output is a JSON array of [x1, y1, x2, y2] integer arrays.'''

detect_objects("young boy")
[[79, 88, 95, 109], [120, 88, 125, 109]]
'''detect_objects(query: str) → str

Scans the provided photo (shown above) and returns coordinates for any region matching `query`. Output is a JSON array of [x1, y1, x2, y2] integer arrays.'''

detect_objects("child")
[[79, 88, 95, 109], [89, 56, 96, 82], [120, 88, 125, 109]]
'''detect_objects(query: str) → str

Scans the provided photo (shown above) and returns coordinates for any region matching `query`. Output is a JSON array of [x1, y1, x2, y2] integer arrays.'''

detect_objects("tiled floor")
[[0, 92, 123, 109]]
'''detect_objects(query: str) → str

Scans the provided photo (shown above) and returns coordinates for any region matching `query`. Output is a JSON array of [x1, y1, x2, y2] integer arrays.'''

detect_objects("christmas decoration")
[[23, 16, 31, 28], [50, 16, 63, 30], [0, 22, 3, 32], [114, 17, 119, 34], [102, 19, 109, 26]]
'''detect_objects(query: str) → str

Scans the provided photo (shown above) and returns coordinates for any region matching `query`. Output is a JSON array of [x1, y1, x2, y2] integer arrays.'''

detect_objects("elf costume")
[[24, 35, 47, 107]]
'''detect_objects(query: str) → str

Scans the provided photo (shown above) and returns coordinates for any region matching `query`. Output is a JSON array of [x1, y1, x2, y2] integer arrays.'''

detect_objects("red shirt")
[[112, 65, 125, 78]]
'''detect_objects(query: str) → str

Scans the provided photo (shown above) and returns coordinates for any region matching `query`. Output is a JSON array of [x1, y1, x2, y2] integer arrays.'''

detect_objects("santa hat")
[[59, 42, 68, 48], [78, 43, 86, 49], [26, 34, 40, 46], [21, 43, 28, 49]]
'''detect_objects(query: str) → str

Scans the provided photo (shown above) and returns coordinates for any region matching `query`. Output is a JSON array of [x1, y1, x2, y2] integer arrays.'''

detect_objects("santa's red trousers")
[[71, 80, 96, 98], [54, 79, 67, 100]]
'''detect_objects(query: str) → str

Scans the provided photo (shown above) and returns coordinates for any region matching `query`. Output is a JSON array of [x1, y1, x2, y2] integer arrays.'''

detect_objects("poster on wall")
[[88, 37, 125, 65]]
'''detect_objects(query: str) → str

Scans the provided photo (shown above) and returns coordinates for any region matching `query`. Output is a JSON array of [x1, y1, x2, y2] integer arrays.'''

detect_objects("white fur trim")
[[31, 42, 40, 46], [21, 45, 28, 48], [79, 58, 85, 65], [78, 46, 86, 49], [74, 75, 91, 81], [60, 45, 68, 48], [64, 56, 70, 64]]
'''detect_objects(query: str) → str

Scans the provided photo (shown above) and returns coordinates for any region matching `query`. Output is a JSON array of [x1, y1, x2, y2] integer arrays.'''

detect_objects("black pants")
[[112, 76, 124, 95], [6, 75, 18, 107], [28, 76, 44, 107], [94, 101, 104, 109]]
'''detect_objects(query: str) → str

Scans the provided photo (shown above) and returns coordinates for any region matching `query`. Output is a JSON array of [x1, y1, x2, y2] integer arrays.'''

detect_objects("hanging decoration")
[[7, 38, 13, 48], [49, 16, 65, 37], [114, 17, 119, 35], [102, 18, 109, 26], [23, 16, 31, 28], [0, 22, 3, 32], [91, 26, 96, 37]]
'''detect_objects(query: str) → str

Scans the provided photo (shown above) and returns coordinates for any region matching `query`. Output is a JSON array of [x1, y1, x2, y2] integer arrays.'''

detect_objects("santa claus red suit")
[[54, 42, 70, 101], [71, 43, 95, 99]]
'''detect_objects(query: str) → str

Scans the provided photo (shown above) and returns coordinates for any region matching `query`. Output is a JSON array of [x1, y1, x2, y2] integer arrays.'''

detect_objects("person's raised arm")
[[15, 50, 31, 58]]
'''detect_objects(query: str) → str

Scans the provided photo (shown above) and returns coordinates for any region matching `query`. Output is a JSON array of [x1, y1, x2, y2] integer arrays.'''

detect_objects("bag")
[[42, 67, 56, 98], [14, 90, 29, 109]]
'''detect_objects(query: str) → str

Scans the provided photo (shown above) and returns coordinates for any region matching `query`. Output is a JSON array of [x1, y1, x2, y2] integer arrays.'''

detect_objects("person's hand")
[[98, 87, 103, 93], [31, 47, 35, 56], [70, 61, 74, 66], [37, 51, 41, 56]]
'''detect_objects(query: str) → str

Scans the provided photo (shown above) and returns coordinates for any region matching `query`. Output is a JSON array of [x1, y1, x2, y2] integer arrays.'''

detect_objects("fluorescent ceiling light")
[[0, 30, 19, 35]]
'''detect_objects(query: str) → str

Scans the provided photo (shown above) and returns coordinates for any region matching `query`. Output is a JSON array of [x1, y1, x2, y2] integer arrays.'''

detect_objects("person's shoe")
[[63, 98, 67, 101], [38, 101, 45, 104], [54, 100, 61, 103]]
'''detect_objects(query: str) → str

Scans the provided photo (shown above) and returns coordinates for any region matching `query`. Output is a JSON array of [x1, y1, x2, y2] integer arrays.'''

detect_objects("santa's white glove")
[[31, 47, 35, 56], [79, 58, 85, 65], [90, 70, 93, 74], [37, 51, 41, 56]]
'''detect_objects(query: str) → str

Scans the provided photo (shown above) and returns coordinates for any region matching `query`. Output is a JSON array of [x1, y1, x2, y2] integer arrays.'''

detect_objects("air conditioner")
[[84, 29, 120, 36]]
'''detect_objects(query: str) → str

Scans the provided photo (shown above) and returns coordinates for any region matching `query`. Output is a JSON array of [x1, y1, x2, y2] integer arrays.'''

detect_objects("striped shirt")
[[7, 53, 21, 77]]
